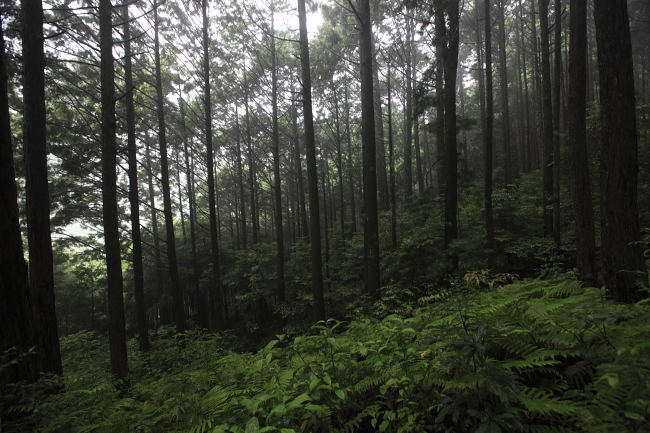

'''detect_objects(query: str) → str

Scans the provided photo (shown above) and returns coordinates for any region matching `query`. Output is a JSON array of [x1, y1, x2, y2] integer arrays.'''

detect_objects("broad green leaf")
[[245, 417, 259, 433]]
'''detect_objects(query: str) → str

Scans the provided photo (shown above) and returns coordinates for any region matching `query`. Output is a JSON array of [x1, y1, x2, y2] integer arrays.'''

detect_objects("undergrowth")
[[4, 278, 650, 432]]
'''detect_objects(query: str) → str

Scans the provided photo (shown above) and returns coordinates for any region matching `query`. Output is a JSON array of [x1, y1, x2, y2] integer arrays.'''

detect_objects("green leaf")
[[245, 417, 259, 433], [335, 389, 345, 400], [625, 411, 646, 421], [576, 408, 594, 422], [287, 393, 312, 409], [607, 374, 619, 388]]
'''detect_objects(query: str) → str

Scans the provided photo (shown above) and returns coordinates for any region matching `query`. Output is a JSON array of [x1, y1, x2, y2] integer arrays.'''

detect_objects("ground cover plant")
[[4, 276, 649, 432]]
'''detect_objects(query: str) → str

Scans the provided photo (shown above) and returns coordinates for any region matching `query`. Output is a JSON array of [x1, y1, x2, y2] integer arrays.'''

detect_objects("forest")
[[1, 0, 650, 430]]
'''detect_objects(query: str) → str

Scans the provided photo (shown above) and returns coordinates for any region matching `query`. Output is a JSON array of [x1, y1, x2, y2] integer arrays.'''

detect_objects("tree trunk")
[[567, 0, 598, 288], [244, 69, 259, 245], [100, 0, 128, 381], [387, 59, 398, 249], [236, 105, 247, 249], [180, 97, 207, 328], [372, 35, 389, 211], [345, 76, 357, 235], [435, 9, 446, 197], [22, 0, 62, 376], [297, 0, 325, 321], [552, 0, 562, 251], [404, 15, 414, 199], [333, 86, 346, 240], [202, 0, 224, 329], [594, 0, 648, 303], [270, 13, 286, 304], [440, 0, 460, 268], [0, 13, 39, 402], [154, 7, 186, 333], [485, 0, 495, 268], [359, 0, 380, 300], [122, 4, 148, 352], [291, 98, 309, 239], [145, 135, 168, 327], [539, 0, 554, 237], [497, 0, 512, 185]]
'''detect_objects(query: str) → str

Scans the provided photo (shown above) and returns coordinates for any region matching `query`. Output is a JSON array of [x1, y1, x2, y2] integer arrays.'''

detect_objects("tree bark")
[[485, 0, 495, 268], [594, 0, 648, 303], [359, 0, 380, 300], [297, 0, 325, 321], [497, 0, 512, 185], [440, 0, 460, 268], [100, 0, 129, 381], [154, 7, 186, 332], [270, 13, 286, 304], [567, 0, 598, 288], [202, 0, 224, 329], [345, 76, 357, 236], [145, 135, 168, 326], [404, 15, 414, 198], [22, 0, 62, 376], [291, 98, 309, 239], [244, 69, 259, 245], [236, 105, 247, 249], [180, 97, 207, 328], [122, 4, 148, 352], [387, 59, 398, 249], [1, 13, 39, 401], [372, 35, 389, 211], [539, 0, 554, 237], [552, 0, 562, 251]]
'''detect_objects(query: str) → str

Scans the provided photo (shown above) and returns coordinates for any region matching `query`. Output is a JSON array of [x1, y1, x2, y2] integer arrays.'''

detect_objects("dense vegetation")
[[5, 277, 650, 432], [2, 0, 650, 430]]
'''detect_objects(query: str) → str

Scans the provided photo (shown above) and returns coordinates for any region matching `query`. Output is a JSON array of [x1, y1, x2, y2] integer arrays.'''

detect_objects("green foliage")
[[12, 278, 650, 432]]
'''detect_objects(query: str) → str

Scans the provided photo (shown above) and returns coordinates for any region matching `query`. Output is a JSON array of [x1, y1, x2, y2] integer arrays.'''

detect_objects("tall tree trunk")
[[594, 0, 648, 303], [270, 13, 286, 304], [519, 0, 532, 173], [404, 15, 414, 198], [345, 76, 357, 235], [387, 59, 398, 249], [123, 4, 148, 352], [1, 13, 39, 404], [414, 71, 424, 194], [22, 0, 62, 376], [333, 86, 346, 240], [497, 0, 512, 185], [100, 0, 128, 381], [515, 0, 528, 174], [485, 0, 495, 268], [359, 0, 380, 300], [297, 0, 325, 321], [476, 0, 486, 172], [372, 36, 389, 211], [435, 10, 446, 197], [244, 69, 259, 245], [236, 105, 247, 249], [531, 0, 541, 169], [180, 98, 207, 328], [552, 0, 562, 250], [175, 147, 186, 245], [440, 0, 460, 268], [154, 7, 186, 332], [202, 0, 223, 329], [539, 0, 554, 237], [567, 0, 598, 288], [145, 136, 168, 326], [291, 98, 309, 239]]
